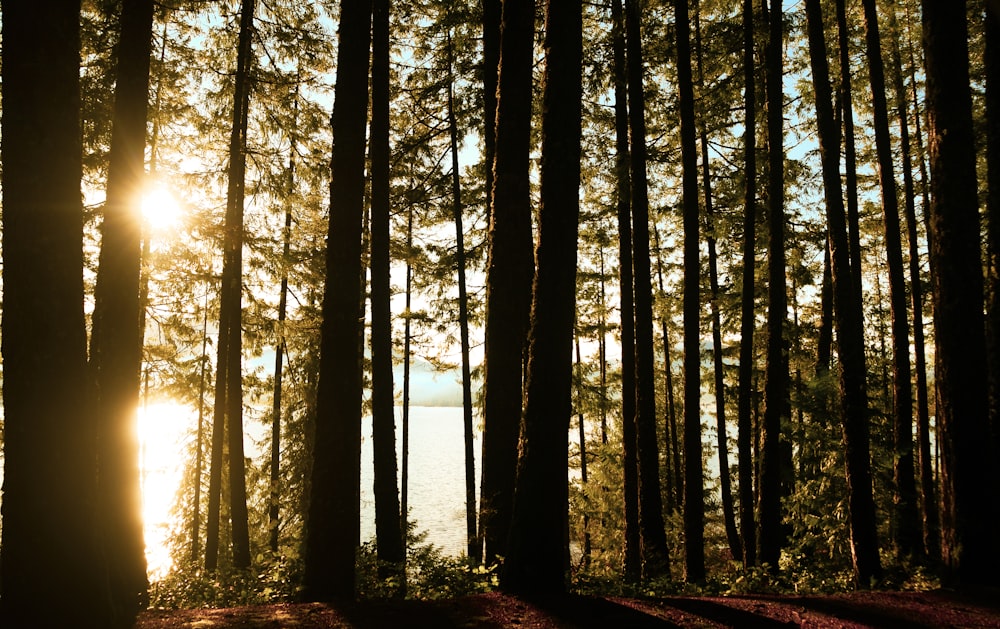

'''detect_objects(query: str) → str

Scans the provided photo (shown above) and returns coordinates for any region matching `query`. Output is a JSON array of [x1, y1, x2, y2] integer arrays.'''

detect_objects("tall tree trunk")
[[192, 294, 210, 563], [835, 0, 864, 298], [675, 0, 705, 583], [625, 0, 672, 580], [302, 0, 372, 601], [737, 0, 759, 568], [860, 0, 921, 561], [574, 333, 592, 568], [906, 21, 941, 562], [804, 0, 882, 586], [479, 0, 535, 566], [446, 32, 480, 563], [89, 0, 155, 618], [501, 0, 582, 595], [400, 199, 415, 594], [611, 0, 641, 582], [206, 0, 255, 573], [922, 0, 1000, 586], [758, 0, 789, 573], [693, 0, 742, 565], [0, 2, 113, 625], [653, 222, 684, 513], [369, 0, 405, 580]]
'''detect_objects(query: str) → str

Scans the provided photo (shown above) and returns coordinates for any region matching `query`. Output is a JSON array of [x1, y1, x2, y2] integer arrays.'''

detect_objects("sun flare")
[[138, 400, 193, 582], [141, 184, 183, 231]]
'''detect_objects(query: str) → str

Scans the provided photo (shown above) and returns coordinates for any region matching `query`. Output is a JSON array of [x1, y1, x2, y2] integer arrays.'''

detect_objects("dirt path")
[[137, 588, 1000, 628]]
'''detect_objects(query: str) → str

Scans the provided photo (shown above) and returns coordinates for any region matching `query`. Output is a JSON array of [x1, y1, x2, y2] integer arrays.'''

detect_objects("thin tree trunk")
[[192, 293, 210, 563], [737, 0, 758, 568], [675, 0, 705, 583], [446, 32, 479, 563], [400, 197, 415, 596], [860, 0, 921, 561], [302, 0, 373, 600], [611, 0, 641, 582], [693, 0, 742, 565], [835, 0, 864, 298], [574, 333, 592, 568], [479, 0, 535, 566], [501, 0, 582, 595], [625, 0, 672, 580], [804, 0, 882, 586], [758, 0, 788, 573]]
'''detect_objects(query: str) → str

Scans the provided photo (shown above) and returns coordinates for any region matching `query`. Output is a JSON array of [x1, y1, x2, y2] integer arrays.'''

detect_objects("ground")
[[138, 588, 1000, 628]]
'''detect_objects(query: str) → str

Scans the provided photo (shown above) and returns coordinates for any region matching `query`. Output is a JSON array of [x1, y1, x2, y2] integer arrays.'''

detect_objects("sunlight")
[[140, 184, 183, 231], [138, 400, 193, 582]]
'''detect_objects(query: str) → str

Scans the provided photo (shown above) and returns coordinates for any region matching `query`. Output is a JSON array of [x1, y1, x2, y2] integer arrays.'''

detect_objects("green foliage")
[[148, 553, 303, 609]]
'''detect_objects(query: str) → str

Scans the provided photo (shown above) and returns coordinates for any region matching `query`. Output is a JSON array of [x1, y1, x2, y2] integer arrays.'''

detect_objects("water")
[[360, 406, 480, 557]]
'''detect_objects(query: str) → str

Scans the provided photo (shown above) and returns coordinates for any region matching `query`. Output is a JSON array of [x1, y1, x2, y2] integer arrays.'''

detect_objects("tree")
[[804, 0, 882, 586], [736, 0, 758, 569], [625, 0, 671, 580], [89, 0, 156, 618], [859, 0, 920, 560], [369, 0, 406, 579], [501, 0, 582, 596], [303, 0, 373, 600], [758, 0, 789, 573], [922, 0, 1000, 586], [205, 0, 255, 573], [0, 1, 114, 625], [675, 0, 705, 583], [479, 0, 536, 566]]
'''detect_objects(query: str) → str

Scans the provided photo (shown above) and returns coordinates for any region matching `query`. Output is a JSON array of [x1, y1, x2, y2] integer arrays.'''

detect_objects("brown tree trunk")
[[922, 0, 1000, 586], [89, 0, 155, 618], [737, 0, 759, 568], [303, 0, 372, 600], [479, 0, 535, 566], [501, 0, 582, 596], [804, 0, 882, 586]]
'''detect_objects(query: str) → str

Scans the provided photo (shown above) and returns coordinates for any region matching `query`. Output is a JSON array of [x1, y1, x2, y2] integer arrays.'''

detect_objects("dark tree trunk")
[[206, 0, 255, 573], [860, 0, 921, 561], [922, 0, 1000, 586], [611, 0, 641, 582], [625, 0, 672, 580], [501, 0, 582, 595], [737, 0, 758, 568], [693, 0, 742, 566], [89, 0, 155, 618], [758, 0, 788, 573], [369, 0, 405, 581], [835, 0, 864, 298], [804, 0, 882, 586], [575, 334, 592, 568], [401, 201, 415, 593], [193, 296, 210, 563], [479, 0, 535, 566], [446, 32, 480, 564], [0, 3, 113, 625], [303, 0, 372, 601], [675, 0, 705, 583]]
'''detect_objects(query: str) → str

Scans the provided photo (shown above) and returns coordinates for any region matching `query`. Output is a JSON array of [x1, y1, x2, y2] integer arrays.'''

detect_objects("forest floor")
[[137, 588, 1000, 628]]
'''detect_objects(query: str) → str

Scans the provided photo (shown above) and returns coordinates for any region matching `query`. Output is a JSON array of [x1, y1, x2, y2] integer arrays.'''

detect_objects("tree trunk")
[[501, 0, 582, 595], [625, 0, 672, 580], [804, 0, 882, 586], [446, 32, 480, 563], [192, 295, 210, 564], [303, 0, 372, 601], [205, 0, 255, 573], [835, 0, 864, 299], [89, 0, 155, 617], [676, 0, 705, 583], [922, 0, 1000, 586], [611, 0, 641, 582], [479, 0, 535, 566], [860, 0, 921, 561], [737, 0, 758, 568], [369, 0, 405, 580], [0, 3, 113, 625], [758, 0, 788, 573], [400, 199, 415, 595], [575, 333, 592, 568]]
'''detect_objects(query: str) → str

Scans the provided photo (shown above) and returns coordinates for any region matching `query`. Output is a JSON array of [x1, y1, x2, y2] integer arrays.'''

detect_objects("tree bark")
[[479, 0, 536, 566], [922, 0, 1000, 586], [303, 0, 372, 601], [89, 0, 155, 617], [501, 0, 582, 595]]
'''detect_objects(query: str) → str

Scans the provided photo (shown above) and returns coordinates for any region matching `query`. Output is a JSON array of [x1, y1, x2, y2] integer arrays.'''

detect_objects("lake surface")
[[360, 406, 480, 557]]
